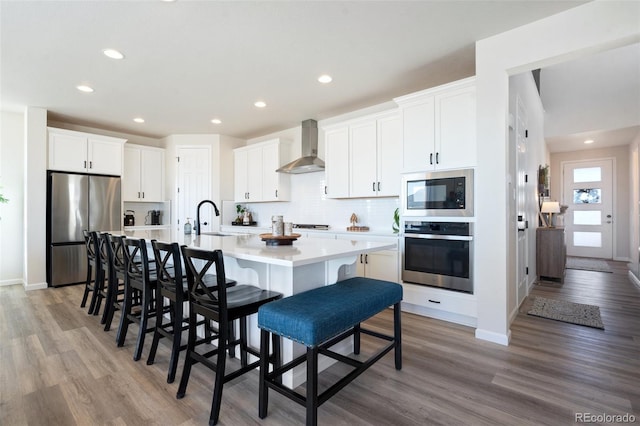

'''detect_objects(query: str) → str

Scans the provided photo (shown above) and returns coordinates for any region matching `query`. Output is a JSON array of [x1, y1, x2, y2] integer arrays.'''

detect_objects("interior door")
[[562, 159, 613, 259], [177, 147, 211, 233], [515, 95, 528, 305]]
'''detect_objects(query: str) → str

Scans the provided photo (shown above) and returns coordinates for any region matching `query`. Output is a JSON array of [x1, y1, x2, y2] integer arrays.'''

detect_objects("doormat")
[[527, 297, 604, 330], [566, 257, 612, 273]]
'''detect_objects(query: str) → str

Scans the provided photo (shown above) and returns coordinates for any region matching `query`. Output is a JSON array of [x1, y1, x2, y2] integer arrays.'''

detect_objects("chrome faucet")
[[195, 200, 220, 235]]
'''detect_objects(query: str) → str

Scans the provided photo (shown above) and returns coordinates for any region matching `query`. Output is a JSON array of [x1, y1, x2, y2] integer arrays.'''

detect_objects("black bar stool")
[[147, 240, 235, 383], [117, 237, 164, 361], [80, 230, 104, 315], [98, 233, 125, 331], [177, 246, 282, 426]]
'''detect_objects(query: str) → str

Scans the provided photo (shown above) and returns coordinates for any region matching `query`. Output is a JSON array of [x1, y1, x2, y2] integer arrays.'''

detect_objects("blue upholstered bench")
[[257, 277, 403, 426]]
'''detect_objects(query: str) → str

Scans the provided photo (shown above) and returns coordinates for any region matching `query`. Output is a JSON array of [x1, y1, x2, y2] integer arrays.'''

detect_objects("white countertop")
[[108, 229, 395, 268]]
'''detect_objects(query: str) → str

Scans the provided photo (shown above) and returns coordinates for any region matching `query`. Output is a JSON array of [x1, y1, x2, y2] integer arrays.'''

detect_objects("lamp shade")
[[541, 201, 561, 213]]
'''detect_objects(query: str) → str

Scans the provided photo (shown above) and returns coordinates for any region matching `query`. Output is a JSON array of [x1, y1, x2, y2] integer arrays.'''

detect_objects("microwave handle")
[[404, 233, 473, 242]]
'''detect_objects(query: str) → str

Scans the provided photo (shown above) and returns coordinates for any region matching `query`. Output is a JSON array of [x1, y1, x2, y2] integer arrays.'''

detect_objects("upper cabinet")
[[324, 110, 401, 199], [48, 127, 126, 175], [123, 144, 165, 202], [395, 77, 476, 173], [234, 138, 291, 203]]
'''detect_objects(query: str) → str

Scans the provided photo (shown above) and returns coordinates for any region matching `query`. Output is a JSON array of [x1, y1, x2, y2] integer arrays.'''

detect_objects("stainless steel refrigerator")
[[46, 171, 121, 287]]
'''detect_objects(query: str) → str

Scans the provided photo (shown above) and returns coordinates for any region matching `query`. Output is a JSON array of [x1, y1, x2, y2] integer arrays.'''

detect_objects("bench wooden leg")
[[306, 346, 318, 426], [394, 302, 402, 370]]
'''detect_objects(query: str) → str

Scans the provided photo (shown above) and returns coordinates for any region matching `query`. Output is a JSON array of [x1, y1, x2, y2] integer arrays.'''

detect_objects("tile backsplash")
[[232, 172, 400, 233]]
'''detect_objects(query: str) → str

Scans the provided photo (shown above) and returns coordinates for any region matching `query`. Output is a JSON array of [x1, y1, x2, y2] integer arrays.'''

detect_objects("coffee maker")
[[146, 210, 161, 225]]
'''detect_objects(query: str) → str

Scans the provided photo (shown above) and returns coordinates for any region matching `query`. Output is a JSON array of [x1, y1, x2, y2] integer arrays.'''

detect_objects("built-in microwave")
[[401, 169, 474, 217]]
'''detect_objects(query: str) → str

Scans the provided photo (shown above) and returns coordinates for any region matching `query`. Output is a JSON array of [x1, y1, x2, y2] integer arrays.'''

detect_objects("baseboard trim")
[[475, 328, 511, 346], [0, 279, 23, 287], [24, 281, 48, 291]]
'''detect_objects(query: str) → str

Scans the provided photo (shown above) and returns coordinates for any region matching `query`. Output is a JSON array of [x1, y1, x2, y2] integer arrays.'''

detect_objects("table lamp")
[[541, 201, 561, 227]]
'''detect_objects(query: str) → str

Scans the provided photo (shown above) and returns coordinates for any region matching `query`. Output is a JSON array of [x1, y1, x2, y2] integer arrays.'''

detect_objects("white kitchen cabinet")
[[336, 234, 399, 282], [324, 110, 401, 199], [395, 77, 476, 172], [48, 127, 126, 175], [401, 282, 477, 326], [324, 127, 350, 198], [356, 250, 399, 282], [123, 144, 165, 202], [234, 138, 291, 203]]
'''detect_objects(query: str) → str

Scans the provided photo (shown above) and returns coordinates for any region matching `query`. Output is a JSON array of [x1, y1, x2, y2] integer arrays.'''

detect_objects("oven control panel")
[[404, 221, 472, 236]]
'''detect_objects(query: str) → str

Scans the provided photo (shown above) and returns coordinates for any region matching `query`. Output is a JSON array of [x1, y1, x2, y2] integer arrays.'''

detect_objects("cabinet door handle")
[[364, 254, 368, 264], [138, 192, 141, 199], [435, 152, 439, 164], [89, 161, 93, 169], [360, 254, 363, 264], [372, 182, 376, 192], [142, 192, 144, 199], [428, 299, 441, 304], [84, 160, 87, 169], [324, 186, 327, 195], [430, 153, 433, 165], [275, 189, 278, 198], [377, 182, 380, 192]]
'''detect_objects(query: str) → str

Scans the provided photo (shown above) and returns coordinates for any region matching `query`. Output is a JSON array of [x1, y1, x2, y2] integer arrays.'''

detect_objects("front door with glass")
[[562, 159, 614, 259]]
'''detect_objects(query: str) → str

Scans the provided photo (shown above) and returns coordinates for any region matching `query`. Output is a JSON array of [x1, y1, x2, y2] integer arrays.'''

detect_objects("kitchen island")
[[110, 228, 396, 387]]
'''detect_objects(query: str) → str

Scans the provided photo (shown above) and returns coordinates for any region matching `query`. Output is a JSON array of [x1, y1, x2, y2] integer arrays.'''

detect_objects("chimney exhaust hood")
[[276, 119, 325, 174]]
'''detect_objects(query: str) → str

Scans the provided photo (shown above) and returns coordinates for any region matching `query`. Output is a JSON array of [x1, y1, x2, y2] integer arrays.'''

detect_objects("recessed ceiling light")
[[584, 139, 594, 144], [211, 118, 222, 124], [103, 49, 124, 60], [133, 117, 145, 123], [318, 74, 333, 84], [254, 101, 267, 108], [76, 85, 94, 93]]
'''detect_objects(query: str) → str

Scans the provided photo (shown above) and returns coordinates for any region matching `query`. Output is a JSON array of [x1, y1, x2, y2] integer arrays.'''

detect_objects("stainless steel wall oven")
[[402, 221, 473, 294]]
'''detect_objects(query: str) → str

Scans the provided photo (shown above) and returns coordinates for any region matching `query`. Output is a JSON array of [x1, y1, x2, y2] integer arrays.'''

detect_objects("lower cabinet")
[[356, 250, 399, 282], [536, 227, 566, 282], [335, 234, 399, 283], [401, 283, 477, 327]]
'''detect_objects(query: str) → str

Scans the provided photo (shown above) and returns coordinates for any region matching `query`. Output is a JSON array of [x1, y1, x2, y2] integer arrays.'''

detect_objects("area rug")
[[527, 297, 604, 329], [566, 256, 612, 273]]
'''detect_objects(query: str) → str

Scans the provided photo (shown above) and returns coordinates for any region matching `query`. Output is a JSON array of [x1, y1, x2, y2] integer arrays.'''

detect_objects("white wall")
[[475, 1, 640, 345], [629, 134, 640, 279], [24, 107, 48, 290], [0, 111, 25, 286]]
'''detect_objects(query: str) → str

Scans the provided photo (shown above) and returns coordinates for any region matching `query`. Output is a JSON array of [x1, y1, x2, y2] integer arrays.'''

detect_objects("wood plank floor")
[[1, 262, 638, 425]]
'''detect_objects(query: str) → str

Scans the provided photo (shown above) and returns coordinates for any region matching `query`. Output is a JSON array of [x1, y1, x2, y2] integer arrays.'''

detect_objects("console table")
[[536, 227, 566, 283]]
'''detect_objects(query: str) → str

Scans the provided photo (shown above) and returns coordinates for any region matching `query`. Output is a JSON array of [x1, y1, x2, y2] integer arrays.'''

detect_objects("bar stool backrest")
[[180, 247, 228, 319], [122, 238, 151, 287], [151, 240, 183, 295], [107, 234, 126, 280], [83, 230, 98, 264]]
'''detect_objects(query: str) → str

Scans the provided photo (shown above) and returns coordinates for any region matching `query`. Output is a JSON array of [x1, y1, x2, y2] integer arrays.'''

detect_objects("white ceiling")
[[5, 0, 635, 152], [540, 43, 640, 153]]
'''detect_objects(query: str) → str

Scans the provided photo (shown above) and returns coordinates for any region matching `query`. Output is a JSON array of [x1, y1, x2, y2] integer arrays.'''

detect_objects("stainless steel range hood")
[[276, 119, 325, 174]]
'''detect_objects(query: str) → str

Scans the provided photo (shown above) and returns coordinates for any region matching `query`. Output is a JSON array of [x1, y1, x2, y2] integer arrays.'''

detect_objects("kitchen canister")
[[271, 215, 284, 236], [284, 222, 293, 236]]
